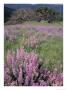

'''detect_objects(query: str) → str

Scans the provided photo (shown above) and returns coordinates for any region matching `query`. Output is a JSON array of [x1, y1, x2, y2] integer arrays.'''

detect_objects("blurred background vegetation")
[[4, 4, 63, 24]]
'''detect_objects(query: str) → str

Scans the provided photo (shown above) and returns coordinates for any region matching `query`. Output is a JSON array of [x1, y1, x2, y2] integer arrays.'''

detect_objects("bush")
[[4, 48, 63, 86]]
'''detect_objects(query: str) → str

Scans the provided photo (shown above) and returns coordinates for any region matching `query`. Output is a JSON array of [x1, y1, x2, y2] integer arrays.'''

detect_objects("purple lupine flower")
[[16, 49, 20, 60], [39, 80, 47, 86], [25, 76, 29, 86], [6, 50, 12, 66], [18, 64, 23, 85], [4, 48, 63, 86], [28, 63, 33, 77], [19, 48, 25, 60], [10, 80, 17, 86], [12, 54, 18, 78]]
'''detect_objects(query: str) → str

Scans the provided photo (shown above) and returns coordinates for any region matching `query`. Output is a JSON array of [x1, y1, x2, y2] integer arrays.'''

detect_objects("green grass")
[[24, 37, 63, 72], [36, 37, 63, 71]]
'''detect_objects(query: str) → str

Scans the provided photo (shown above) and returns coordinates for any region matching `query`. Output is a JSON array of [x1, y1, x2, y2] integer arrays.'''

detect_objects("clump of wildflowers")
[[4, 48, 63, 86]]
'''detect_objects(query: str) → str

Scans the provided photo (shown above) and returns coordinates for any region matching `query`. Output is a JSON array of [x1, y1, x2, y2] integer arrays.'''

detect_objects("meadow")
[[4, 21, 63, 86]]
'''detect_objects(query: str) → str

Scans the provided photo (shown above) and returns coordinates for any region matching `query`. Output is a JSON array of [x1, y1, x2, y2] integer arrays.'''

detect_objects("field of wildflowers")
[[4, 21, 63, 86]]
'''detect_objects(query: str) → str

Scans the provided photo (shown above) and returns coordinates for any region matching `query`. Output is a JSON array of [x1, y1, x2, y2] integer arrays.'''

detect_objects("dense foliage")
[[4, 48, 63, 86], [4, 7, 63, 24]]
